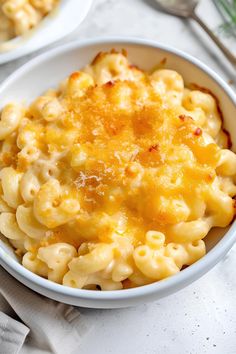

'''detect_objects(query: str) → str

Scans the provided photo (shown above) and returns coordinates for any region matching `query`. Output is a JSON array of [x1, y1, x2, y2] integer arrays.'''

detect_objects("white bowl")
[[0, 38, 235, 308], [0, 0, 93, 64]]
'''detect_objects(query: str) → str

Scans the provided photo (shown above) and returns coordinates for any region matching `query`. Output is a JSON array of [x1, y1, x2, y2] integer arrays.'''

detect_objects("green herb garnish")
[[214, 0, 236, 37]]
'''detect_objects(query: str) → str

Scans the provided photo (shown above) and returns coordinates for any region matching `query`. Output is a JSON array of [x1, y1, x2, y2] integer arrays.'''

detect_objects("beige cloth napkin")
[[0, 266, 92, 354]]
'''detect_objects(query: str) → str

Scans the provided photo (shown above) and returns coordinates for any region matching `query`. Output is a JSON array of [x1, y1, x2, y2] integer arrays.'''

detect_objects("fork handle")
[[191, 11, 236, 67]]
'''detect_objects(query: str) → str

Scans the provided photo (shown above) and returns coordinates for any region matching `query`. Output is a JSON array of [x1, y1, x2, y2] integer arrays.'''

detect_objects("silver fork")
[[154, 0, 236, 67]]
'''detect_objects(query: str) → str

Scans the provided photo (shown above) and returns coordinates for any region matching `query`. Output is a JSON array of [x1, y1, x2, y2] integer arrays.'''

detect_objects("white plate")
[[0, 0, 93, 65]]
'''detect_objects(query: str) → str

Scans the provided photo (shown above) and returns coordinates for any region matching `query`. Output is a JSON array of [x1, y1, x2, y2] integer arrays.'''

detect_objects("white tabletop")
[[0, 1, 236, 353]]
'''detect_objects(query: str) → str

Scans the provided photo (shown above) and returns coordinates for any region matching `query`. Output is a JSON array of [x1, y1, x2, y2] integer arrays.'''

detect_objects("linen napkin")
[[0, 266, 92, 354]]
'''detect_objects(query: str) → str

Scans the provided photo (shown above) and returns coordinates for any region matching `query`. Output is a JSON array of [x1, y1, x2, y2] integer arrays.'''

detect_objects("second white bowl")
[[0, 0, 93, 64]]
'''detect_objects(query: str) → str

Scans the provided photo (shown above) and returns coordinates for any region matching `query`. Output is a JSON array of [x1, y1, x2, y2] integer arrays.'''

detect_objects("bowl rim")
[[0, 36, 236, 302]]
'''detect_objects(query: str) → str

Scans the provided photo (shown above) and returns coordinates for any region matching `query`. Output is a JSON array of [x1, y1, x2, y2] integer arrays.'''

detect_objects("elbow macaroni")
[[0, 50, 235, 290], [0, 0, 59, 42]]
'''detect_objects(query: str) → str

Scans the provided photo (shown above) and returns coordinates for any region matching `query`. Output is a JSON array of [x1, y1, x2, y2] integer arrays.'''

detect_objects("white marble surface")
[[1, 1, 236, 353]]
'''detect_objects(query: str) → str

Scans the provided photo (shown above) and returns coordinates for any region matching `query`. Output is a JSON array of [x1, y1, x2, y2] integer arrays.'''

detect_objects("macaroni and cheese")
[[0, 0, 59, 42], [0, 50, 235, 290]]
